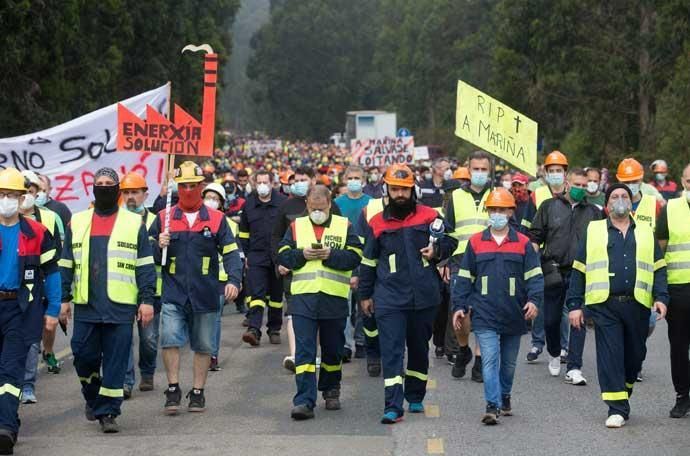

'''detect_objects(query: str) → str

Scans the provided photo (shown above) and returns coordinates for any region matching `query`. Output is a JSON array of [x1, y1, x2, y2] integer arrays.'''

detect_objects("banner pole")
[[161, 81, 174, 267]]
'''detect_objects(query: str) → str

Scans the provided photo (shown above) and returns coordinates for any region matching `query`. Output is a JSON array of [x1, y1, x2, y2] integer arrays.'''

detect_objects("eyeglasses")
[[0, 192, 21, 199]]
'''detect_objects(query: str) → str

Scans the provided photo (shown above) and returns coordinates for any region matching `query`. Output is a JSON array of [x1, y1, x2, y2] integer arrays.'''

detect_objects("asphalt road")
[[16, 311, 690, 456]]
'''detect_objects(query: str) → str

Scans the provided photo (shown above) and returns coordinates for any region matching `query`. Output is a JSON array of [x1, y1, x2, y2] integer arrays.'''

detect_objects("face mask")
[[611, 199, 631, 217], [126, 204, 145, 214], [256, 183, 271, 197], [423, 172, 433, 181], [686, 190, 690, 203], [489, 212, 509, 230], [511, 187, 528, 202], [204, 199, 220, 210], [227, 193, 236, 203], [443, 169, 453, 181], [626, 183, 640, 196], [35, 191, 48, 207], [655, 173, 666, 182], [569, 186, 586, 202], [470, 171, 489, 188], [586, 181, 599, 194], [0, 197, 19, 218], [347, 179, 362, 193], [20, 193, 35, 210], [368, 173, 380, 183], [178, 185, 203, 212], [309, 210, 328, 225], [93, 185, 120, 212], [502, 181, 512, 190], [291, 181, 309, 197], [546, 172, 565, 186]]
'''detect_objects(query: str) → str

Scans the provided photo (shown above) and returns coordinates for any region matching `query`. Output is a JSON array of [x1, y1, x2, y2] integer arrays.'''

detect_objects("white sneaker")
[[605, 414, 626, 428], [548, 356, 561, 377], [282, 356, 295, 373], [564, 369, 587, 385]]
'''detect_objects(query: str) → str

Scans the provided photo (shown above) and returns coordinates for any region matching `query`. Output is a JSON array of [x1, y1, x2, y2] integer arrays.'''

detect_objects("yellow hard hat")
[[174, 161, 204, 184], [0, 168, 28, 192]]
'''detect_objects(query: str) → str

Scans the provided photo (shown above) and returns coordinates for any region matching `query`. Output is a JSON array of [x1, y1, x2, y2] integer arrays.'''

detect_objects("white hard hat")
[[202, 182, 227, 202], [21, 170, 41, 188]]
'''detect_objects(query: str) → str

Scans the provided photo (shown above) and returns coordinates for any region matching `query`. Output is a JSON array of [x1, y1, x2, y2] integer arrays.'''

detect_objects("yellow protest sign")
[[455, 80, 538, 176]]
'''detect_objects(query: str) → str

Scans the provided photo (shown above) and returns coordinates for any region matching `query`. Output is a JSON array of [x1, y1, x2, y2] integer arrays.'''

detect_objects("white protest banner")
[[243, 139, 283, 156], [350, 137, 415, 167], [0, 84, 170, 212], [414, 146, 429, 160]]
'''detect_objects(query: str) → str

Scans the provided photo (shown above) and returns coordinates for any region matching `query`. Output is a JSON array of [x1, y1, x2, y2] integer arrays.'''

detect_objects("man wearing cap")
[[0, 167, 61, 453], [509, 172, 536, 234], [567, 183, 668, 428], [452, 188, 543, 424], [150, 161, 242, 415], [649, 160, 678, 201], [60, 167, 156, 433], [359, 164, 457, 424], [118, 172, 162, 399], [616, 158, 664, 231]]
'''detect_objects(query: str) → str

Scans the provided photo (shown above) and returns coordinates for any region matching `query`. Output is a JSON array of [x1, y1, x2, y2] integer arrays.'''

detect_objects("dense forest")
[[248, 0, 690, 170]]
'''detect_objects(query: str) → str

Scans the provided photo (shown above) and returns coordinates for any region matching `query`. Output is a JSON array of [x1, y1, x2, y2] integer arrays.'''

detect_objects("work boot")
[[42, 352, 61, 374], [471, 357, 483, 383], [323, 389, 341, 411], [123, 384, 132, 400], [268, 332, 281, 345], [282, 356, 296, 373], [670, 395, 690, 418], [367, 358, 381, 377], [187, 388, 206, 413], [164, 385, 182, 415], [342, 347, 352, 363], [242, 328, 261, 347], [0, 428, 16, 455], [84, 403, 97, 422], [451, 346, 472, 379], [482, 403, 499, 425], [99, 415, 120, 433], [209, 356, 222, 371], [139, 376, 154, 392], [501, 395, 512, 416], [291, 404, 315, 420]]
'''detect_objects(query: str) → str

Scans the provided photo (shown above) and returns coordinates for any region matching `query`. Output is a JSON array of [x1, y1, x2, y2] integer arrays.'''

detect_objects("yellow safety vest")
[[450, 188, 489, 256], [665, 197, 690, 285], [70, 209, 143, 305], [219, 217, 238, 283], [534, 185, 553, 211], [291, 215, 351, 298], [576, 219, 656, 308], [633, 194, 656, 231], [143, 211, 163, 297], [37, 207, 56, 237]]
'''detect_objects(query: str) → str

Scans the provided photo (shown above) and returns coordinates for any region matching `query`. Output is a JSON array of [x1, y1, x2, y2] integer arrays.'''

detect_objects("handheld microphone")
[[428, 218, 445, 249]]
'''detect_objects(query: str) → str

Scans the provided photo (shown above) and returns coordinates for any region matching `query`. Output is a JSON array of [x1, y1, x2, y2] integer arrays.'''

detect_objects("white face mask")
[[309, 210, 328, 225], [256, 183, 271, 197], [0, 197, 19, 218], [204, 199, 220, 210], [586, 181, 599, 194], [20, 193, 35, 211], [443, 169, 453, 181], [502, 181, 512, 190]]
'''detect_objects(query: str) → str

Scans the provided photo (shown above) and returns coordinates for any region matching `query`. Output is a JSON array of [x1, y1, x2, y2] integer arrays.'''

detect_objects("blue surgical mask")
[[35, 191, 48, 207], [292, 181, 309, 197], [546, 172, 565, 186], [489, 212, 509, 230], [626, 183, 640, 196], [347, 179, 362, 193], [470, 171, 488, 188], [126, 204, 145, 214]]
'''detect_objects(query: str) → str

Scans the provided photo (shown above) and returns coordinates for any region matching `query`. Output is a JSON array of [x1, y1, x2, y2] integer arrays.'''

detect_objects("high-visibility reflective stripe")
[[321, 362, 342, 372], [635, 280, 652, 293], [79, 372, 100, 384], [110, 249, 137, 261], [667, 242, 690, 253], [223, 243, 238, 254], [405, 369, 428, 381], [481, 276, 487, 295], [278, 245, 291, 253], [667, 261, 690, 270], [268, 300, 283, 309], [202, 257, 210, 275], [586, 260, 608, 272], [107, 272, 136, 284], [654, 259, 666, 270], [99, 387, 124, 398], [347, 245, 363, 257], [572, 260, 586, 273], [361, 257, 378, 267], [521, 219, 532, 229], [136, 256, 154, 267], [292, 270, 350, 285], [363, 328, 379, 338], [40, 249, 56, 264], [0, 384, 21, 398], [249, 299, 266, 308], [73, 251, 82, 261], [524, 267, 542, 280], [458, 269, 474, 280], [384, 376, 403, 387], [509, 277, 515, 296], [625, 382, 635, 389], [238, 231, 250, 239], [636, 261, 654, 273], [58, 259, 74, 268], [358, 235, 365, 244], [388, 254, 396, 274], [602, 391, 628, 401], [296, 364, 316, 374], [586, 282, 609, 293]]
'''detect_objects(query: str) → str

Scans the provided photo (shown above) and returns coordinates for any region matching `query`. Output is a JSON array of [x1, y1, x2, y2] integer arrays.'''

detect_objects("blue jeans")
[[124, 313, 160, 387], [160, 301, 216, 354], [475, 330, 521, 409], [213, 295, 224, 358], [23, 342, 40, 389]]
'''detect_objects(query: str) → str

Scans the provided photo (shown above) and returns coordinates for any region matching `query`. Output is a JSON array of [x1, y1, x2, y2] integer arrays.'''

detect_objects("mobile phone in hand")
[[311, 243, 323, 249]]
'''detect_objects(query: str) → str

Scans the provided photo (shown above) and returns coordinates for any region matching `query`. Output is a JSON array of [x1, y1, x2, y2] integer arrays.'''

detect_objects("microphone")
[[428, 218, 445, 249]]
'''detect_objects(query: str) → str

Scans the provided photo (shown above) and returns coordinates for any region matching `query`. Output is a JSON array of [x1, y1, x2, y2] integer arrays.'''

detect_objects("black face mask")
[[93, 185, 120, 212], [389, 196, 415, 219]]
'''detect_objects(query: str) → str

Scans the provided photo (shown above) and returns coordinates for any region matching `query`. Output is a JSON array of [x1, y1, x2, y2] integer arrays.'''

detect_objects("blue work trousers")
[[0, 300, 32, 433]]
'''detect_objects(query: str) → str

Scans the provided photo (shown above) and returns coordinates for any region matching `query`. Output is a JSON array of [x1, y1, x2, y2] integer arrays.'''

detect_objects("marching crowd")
[[0, 142, 688, 454]]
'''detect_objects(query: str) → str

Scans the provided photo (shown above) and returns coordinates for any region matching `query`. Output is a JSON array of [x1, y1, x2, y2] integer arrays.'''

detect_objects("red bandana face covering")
[[178, 185, 203, 212], [511, 187, 529, 203]]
